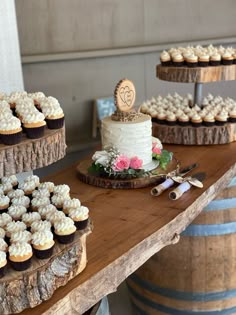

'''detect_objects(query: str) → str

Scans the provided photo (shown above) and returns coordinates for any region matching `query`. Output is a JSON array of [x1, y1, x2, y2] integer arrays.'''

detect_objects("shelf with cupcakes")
[[0, 91, 66, 177], [152, 44, 236, 145], [0, 174, 92, 315]]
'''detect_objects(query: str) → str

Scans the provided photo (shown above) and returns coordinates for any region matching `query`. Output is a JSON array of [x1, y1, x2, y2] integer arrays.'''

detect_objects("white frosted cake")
[[101, 113, 153, 167]]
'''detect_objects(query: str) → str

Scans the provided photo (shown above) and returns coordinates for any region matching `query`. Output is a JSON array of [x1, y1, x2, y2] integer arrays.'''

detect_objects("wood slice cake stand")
[[0, 224, 92, 315], [0, 127, 66, 177], [76, 159, 177, 189]]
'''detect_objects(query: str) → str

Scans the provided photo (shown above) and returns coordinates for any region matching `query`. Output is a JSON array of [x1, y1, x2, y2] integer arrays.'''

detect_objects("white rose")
[[152, 137, 163, 150], [92, 150, 110, 166]]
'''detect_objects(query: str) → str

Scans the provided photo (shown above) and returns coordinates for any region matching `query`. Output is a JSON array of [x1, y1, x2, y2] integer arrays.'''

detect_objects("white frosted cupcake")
[[68, 206, 89, 230], [0, 182, 13, 194], [10, 230, 32, 244], [0, 239, 8, 252], [11, 196, 31, 209], [0, 213, 12, 228], [0, 251, 7, 277], [0, 228, 5, 239], [54, 217, 76, 244], [53, 184, 70, 196], [31, 220, 51, 233], [19, 181, 36, 199], [8, 205, 27, 220], [37, 204, 57, 219], [45, 211, 66, 225], [1, 175, 18, 189], [24, 175, 40, 188], [32, 188, 50, 199], [0, 116, 22, 145], [21, 111, 46, 139], [0, 195, 10, 213], [32, 230, 55, 259], [6, 221, 26, 238], [38, 182, 54, 195], [28, 91, 45, 108], [63, 198, 81, 214], [9, 242, 33, 271], [51, 194, 70, 210], [7, 189, 24, 200], [31, 197, 50, 211], [22, 212, 41, 228]]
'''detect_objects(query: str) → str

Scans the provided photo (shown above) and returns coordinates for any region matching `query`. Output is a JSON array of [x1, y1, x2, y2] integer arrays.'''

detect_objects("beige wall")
[[15, 0, 236, 150]]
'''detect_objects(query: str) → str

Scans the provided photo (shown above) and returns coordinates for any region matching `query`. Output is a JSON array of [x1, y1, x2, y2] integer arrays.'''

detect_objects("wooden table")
[[20, 143, 236, 315]]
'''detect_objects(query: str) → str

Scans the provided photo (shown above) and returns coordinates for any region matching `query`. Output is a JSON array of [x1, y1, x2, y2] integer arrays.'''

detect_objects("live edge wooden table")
[[20, 143, 236, 315]]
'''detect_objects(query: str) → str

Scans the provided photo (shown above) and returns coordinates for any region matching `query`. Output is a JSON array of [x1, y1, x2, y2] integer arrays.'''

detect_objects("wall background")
[[15, 0, 236, 151]]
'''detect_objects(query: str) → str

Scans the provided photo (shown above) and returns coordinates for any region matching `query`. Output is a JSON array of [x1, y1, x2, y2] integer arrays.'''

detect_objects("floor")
[[36, 150, 133, 315]]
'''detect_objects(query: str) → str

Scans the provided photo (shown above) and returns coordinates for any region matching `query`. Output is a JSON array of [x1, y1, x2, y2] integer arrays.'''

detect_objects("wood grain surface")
[[156, 64, 236, 83], [19, 143, 236, 315]]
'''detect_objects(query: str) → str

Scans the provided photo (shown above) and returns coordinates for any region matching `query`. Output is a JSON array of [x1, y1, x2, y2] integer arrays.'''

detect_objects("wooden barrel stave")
[[127, 177, 236, 314]]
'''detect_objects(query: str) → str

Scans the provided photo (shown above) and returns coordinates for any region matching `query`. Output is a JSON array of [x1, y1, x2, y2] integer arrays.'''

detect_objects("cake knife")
[[151, 163, 198, 196]]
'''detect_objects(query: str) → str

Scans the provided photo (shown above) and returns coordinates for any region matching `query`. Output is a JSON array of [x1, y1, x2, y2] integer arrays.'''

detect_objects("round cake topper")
[[114, 79, 136, 112]]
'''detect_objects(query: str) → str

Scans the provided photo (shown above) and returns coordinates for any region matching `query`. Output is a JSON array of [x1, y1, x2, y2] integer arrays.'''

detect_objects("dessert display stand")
[[154, 64, 236, 145], [0, 126, 92, 315]]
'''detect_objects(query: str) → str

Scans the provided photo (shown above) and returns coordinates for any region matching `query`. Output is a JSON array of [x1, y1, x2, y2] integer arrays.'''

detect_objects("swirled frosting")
[[31, 230, 54, 246], [38, 182, 54, 192], [68, 206, 89, 221], [24, 175, 40, 186], [45, 210, 66, 224], [0, 251, 7, 265], [51, 194, 70, 207], [0, 239, 7, 251], [32, 188, 50, 199], [37, 204, 57, 218], [53, 184, 70, 195], [0, 227, 5, 238], [54, 217, 76, 233], [8, 189, 24, 199], [6, 221, 26, 237], [22, 111, 45, 124], [9, 242, 32, 257], [10, 230, 32, 243], [42, 106, 64, 118], [22, 212, 41, 225], [63, 198, 81, 209], [11, 196, 30, 208], [8, 205, 27, 220], [0, 182, 13, 193], [0, 213, 12, 227], [0, 116, 21, 131], [1, 175, 17, 185], [0, 100, 10, 111], [19, 181, 36, 192], [28, 92, 45, 102], [31, 197, 50, 208], [0, 195, 10, 207], [31, 220, 51, 233]]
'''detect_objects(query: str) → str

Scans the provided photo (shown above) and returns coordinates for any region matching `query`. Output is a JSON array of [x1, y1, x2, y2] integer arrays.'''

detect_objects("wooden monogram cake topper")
[[114, 79, 136, 112]]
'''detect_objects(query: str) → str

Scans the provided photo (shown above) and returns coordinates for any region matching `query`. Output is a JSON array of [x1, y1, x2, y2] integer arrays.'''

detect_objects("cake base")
[[76, 159, 177, 189]]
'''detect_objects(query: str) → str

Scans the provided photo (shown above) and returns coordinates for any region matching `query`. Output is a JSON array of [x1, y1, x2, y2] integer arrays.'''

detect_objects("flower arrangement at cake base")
[[88, 142, 173, 180]]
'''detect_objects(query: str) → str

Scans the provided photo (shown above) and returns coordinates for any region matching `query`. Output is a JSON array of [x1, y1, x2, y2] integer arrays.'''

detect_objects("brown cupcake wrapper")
[[10, 257, 32, 271]]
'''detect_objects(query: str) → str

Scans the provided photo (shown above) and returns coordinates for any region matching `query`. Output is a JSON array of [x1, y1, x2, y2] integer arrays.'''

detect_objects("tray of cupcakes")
[[0, 174, 91, 277], [0, 91, 65, 145], [140, 93, 236, 145]]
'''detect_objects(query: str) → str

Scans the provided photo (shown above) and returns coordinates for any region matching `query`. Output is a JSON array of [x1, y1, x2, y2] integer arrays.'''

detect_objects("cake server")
[[151, 163, 198, 196], [169, 172, 206, 200]]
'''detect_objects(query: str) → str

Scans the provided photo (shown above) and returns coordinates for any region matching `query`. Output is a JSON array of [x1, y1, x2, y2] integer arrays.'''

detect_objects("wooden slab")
[[156, 64, 236, 83], [19, 142, 236, 315], [76, 159, 177, 189], [0, 224, 92, 315], [0, 127, 66, 177], [152, 122, 236, 145]]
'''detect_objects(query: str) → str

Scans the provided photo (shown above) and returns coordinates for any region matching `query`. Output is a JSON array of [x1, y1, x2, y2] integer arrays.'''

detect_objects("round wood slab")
[[0, 127, 66, 177], [156, 64, 236, 83], [152, 122, 236, 145], [0, 224, 92, 315], [76, 159, 177, 189]]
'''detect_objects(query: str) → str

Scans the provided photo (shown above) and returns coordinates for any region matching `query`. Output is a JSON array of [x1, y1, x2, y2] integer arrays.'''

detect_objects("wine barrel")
[[127, 177, 236, 314]]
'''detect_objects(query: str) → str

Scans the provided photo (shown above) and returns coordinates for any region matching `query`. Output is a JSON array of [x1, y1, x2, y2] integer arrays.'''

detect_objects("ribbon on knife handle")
[[151, 178, 174, 196], [169, 181, 191, 200]]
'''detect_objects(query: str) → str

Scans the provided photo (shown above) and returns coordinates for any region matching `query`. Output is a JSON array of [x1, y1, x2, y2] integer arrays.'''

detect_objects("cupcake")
[[28, 91, 45, 109], [0, 251, 7, 277], [172, 53, 184, 67], [24, 175, 40, 188], [178, 114, 190, 126], [0, 182, 13, 195], [228, 109, 236, 123], [10, 230, 32, 244], [0, 116, 22, 145], [215, 112, 228, 126], [22, 212, 41, 228], [9, 242, 33, 271], [191, 113, 203, 127], [68, 206, 89, 230], [166, 113, 177, 126], [186, 54, 198, 67], [6, 221, 26, 241], [44, 107, 65, 129], [31, 197, 50, 212], [53, 184, 70, 196], [54, 217, 76, 244], [210, 53, 221, 66], [7, 189, 24, 200], [2, 175, 18, 189], [156, 112, 167, 125], [0, 239, 8, 252], [160, 51, 171, 66], [37, 204, 57, 219], [63, 198, 81, 215], [203, 113, 215, 127], [198, 54, 210, 67], [11, 196, 30, 209], [38, 182, 54, 196], [0, 195, 10, 213], [32, 230, 55, 259], [51, 194, 70, 210], [0, 228, 5, 239], [0, 213, 12, 228], [19, 181, 36, 199], [45, 210, 66, 225], [8, 205, 27, 220], [22, 112, 46, 139], [32, 188, 50, 199], [222, 52, 234, 65], [31, 220, 51, 233]]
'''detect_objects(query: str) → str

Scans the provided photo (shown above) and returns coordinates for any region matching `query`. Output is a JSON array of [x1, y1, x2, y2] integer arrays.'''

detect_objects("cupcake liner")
[[34, 246, 54, 259], [215, 121, 227, 126], [228, 117, 236, 123], [156, 119, 166, 125], [0, 265, 6, 278], [198, 61, 209, 67], [161, 61, 172, 67], [166, 121, 176, 126], [222, 59, 233, 65], [1, 131, 22, 145], [191, 122, 202, 127], [186, 62, 198, 68], [74, 219, 88, 230], [173, 61, 184, 67], [210, 60, 221, 66], [0, 208, 8, 214], [25, 125, 45, 139], [10, 257, 32, 271], [203, 121, 215, 127], [178, 121, 190, 126], [46, 117, 64, 129], [55, 232, 75, 244]]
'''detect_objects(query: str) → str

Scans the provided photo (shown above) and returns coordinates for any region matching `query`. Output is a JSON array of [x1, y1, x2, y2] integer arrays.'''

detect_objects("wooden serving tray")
[[0, 127, 66, 178], [156, 64, 236, 83], [152, 122, 236, 145], [0, 224, 92, 315]]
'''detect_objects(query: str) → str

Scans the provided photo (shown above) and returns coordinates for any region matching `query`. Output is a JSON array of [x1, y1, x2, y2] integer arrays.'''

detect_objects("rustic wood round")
[[0, 127, 66, 177], [152, 122, 236, 145], [0, 224, 92, 315], [76, 159, 177, 189], [156, 64, 236, 83]]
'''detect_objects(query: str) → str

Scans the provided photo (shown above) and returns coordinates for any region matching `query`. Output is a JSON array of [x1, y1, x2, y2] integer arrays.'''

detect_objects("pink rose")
[[130, 156, 143, 169], [152, 141, 157, 150], [152, 147, 162, 155], [113, 155, 130, 171]]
